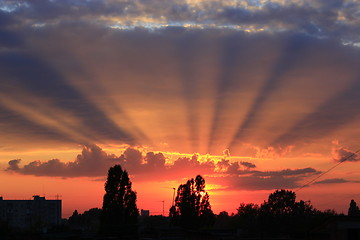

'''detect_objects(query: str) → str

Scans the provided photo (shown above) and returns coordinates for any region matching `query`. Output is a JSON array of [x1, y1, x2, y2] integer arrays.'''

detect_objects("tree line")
[[68, 164, 357, 238]]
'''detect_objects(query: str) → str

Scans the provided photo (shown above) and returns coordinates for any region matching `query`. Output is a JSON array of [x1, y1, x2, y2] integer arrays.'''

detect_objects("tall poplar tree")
[[100, 165, 139, 234]]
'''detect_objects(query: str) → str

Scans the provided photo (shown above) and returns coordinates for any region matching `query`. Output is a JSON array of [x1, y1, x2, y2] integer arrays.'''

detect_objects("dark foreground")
[[1, 215, 360, 240]]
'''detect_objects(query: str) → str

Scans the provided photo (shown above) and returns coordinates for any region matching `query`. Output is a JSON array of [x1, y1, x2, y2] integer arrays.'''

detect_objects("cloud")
[[117, 148, 167, 175], [5, 146, 212, 179], [251, 167, 319, 177], [211, 159, 320, 190], [1, 1, 360, 155], [223, 175, 304, 191], [6, 145, 121, 177], [333, 148, 360, 162], [120, 148, 142, 167], [314, 178, 351, 184], [211, 167, 319, 191], [7, 159, 20, 171], [209, 159, 321, 190], [225, 167, 319, 190], [6, 145, 320, 190], [331, 143, 360, 162], [1, 0, 359, 45], [144, 152, 166, 169], [216, 159, 242, 174], [170, 154, 215, 177], [216, 159, 256, 174], [239, 161, 256, 169]]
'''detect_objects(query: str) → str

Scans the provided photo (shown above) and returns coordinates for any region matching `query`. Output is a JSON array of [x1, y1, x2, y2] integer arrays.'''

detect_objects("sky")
[[1, 0, 360, 218]]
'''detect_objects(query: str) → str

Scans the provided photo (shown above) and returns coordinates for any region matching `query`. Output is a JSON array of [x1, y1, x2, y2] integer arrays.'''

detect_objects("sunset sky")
[[1, 0, 360, 218]]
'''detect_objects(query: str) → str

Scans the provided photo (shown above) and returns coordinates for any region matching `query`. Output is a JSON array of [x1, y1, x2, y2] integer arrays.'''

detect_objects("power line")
[[296, 149, 360, 192]]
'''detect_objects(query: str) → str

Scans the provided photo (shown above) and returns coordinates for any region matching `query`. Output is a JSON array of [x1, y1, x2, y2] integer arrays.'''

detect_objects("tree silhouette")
[[237, 203, 259, 217], [68, 208, 102, 232], [261, 189, 317, 216], [236, 203, 260, 233], [257, 189, 320, 237], [68, 210, 80, 227], [348, 199, 360, 216], [262, 189, 296, 215], [100, 165, 139, 235], [169, 175, 214, 229]]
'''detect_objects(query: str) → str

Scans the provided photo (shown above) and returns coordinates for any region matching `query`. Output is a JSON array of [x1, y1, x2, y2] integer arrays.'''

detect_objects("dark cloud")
[[6, 145, 120, 177], [212, 159, 319, 190], [120, 148, 142, 166], [118, 148, 167, 175], [332, 146, 360, 162], [219, 1, 341, 37], [5, 146, 212, 179], [216, 159, 241, 174], [3, 0, 126, 22], [251, 167, 320, 177], [6, 145, 318, 190], [144, 152, 166, 169], [235, 167, 318, 190], [214, 157, 318, 190], [171, 155, 215, 176], [314, 178, 350, 184], [227, 162, 241, 174], [239, 161, 256, 169], [223, 175, 303, 191], [7, 159, 20, 171], [211, 167, 319, 191], [1, 0, 358, 45], [216, 159, 256, 174]]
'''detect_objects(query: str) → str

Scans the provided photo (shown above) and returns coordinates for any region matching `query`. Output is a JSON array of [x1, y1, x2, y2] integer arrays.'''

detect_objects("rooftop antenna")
[[163, 187, 176, 207]]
